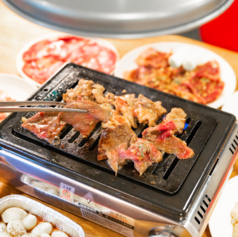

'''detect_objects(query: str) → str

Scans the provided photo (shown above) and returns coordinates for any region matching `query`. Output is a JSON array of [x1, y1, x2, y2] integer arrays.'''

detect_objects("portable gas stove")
[[0, 63, 237, 237]]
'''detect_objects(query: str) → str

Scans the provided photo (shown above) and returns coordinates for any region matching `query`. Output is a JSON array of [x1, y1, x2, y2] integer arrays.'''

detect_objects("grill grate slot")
[[194, 194, 211, 225], [229, 132, 238, 155], [12, 64, 219, 194], [68, 131, 80, 143]]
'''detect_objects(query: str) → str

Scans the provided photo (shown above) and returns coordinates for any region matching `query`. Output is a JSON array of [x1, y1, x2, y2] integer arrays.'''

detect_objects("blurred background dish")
[[221, 91, 238, 119], [0, 73, 37, 101], [114, 42, 236, 109], [2, 0, 234, 39], [16, 33, 120, 87], [209, 176, 238, 237], [0, 73, 37, 122]]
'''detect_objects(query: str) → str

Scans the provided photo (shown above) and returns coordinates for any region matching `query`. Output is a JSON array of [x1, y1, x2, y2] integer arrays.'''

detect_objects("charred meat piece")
[[63, 79, 115, 105], [105, 143, 128, 176], [22, 112, 67, 144], [162, 108, 186, 134], [98, 115, 137, 174], [59, 100, 113, 137], [114, 94, 137, 128], [135, 47, 172, 69], [92, 83, 115, 105], [115, 94, 167, 128], [134, 94, 167, 127], [63, 79, 95, 102], [119, 138, 163, 176], [142, 108, 194, 159]]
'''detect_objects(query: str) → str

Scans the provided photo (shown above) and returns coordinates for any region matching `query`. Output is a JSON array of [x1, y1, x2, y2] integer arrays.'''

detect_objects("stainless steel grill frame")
[[0, 63, 237, 237]]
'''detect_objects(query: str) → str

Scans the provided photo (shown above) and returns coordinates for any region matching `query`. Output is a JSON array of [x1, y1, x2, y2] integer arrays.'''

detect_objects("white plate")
[[0, 73, 37, 100], [114, 42, 236, 109], [17, 33, 120, 87], [222, 91, 238, 120], [209, 176, 238, 237]]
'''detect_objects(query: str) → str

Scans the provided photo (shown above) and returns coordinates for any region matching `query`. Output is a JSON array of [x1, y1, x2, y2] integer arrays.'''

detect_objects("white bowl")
[[0, 73, 37, 100]]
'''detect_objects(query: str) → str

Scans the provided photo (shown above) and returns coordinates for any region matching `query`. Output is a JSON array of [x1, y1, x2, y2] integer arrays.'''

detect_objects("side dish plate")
[[209, 176, 238, 237], [0, 73, 37, 100], [0, 195, 85, 237], [114, 42, 236, 109]]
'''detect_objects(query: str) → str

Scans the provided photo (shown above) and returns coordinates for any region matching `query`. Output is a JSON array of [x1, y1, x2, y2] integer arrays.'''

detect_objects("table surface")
[[1, 2, 238, 237]]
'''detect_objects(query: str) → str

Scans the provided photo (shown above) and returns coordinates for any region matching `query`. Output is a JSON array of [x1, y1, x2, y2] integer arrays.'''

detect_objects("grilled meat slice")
[[92, 83, 115, 105], [98, 115, 137, 174], [142, 108, 194, 159], [134, 94, 167, 127], [135, 47, 172, 68], [118, 138, 163, 176], [162, 108, 186, 134], [114, 94, 137, 128], [114, 94, 167, 128], [63, 79, 95, 102], [105, 142, 128, 176], [59, 100, 113, 137], [63, 79, 115, 105], [22, 112, 67, 144]]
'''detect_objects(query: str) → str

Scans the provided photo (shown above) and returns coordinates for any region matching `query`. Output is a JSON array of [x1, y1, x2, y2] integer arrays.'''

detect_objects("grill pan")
[[13, 66, 217, 195], [0, 63, 237, 236]]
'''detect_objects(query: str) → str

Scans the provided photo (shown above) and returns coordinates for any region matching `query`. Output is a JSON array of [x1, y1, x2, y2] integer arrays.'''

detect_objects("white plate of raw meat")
[[17, 33, 120, 87]]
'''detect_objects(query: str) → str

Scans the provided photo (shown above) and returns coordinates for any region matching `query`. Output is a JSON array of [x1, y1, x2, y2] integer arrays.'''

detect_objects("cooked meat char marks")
[[63, 79, 115, 105], [134, 94, 167, 127], [98, 115, 137, 174], [99, 114, 163, 175], [114, 94, 167, 128], [142, 108, 194, 159], [92, 83, 115, 105], [63, 79, 95, 102], [135, 47, 172, 68], [161, 108, 186, 134], [22, 112, 67, 144], [59, 100, 113, 137], [118, 138, 163, 176], [114, 94, 137, 128]]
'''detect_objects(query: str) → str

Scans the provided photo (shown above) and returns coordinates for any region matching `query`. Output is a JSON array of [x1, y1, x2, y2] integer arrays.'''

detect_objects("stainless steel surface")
[[0, 101, 87, 113], [0, 122, 237, 237], [2, 0, 234, 39], [185, 122, 238, 237], [0, 101, 66, 106], [0, 107, 87, 113], [0, 150, 186, 237], [149, 226, 178, 237]]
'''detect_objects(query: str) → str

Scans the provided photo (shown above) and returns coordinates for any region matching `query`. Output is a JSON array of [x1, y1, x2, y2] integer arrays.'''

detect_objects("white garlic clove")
[[51, 231, 68, 237], [22, 214, 37, 230], [0, 232, 11, 237], [41, 233, 51, 237], [31, 222, 53, 236], [7, 220, 27, 237], [2, 207, 27, 223], [0, 223, 6, 232]]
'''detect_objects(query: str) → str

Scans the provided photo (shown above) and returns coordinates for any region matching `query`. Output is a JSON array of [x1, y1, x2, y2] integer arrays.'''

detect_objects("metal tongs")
[[0, 101, 87, 113]]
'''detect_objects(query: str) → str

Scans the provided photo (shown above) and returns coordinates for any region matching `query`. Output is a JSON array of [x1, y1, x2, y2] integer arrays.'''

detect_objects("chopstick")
[[0, 101, 87, 113], [0, 101, 67, 106]]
